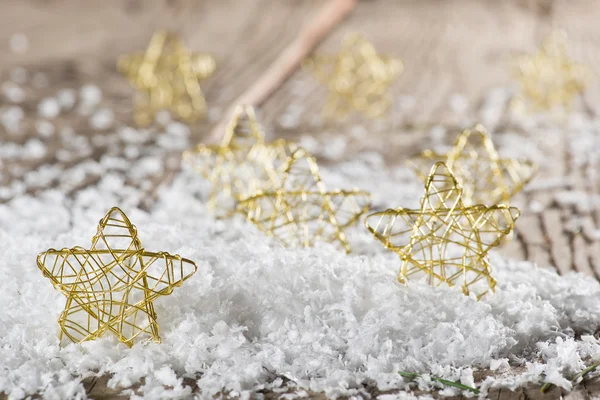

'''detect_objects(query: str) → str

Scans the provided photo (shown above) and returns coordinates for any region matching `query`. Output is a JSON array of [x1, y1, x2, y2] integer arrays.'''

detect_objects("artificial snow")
[[9, 33, 29, 54], [0, 106, 24, 134], [1, 68, 600, 397], [78, 85, 102, 115], [32, 73, 49, 89], [23, 138, 47, 159], [35, 121, 55, 139], [89, 108, 115, 130], [1, 82, 25, 103], [0, 154, 599, 399], [9, 67, 28, 85], [57, 89, 77, 111], [38, 97, 61, 119]]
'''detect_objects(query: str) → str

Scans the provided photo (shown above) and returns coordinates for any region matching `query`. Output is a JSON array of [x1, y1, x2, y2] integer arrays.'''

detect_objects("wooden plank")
[[542, 209, 573, 275], [529, 245, 554, 269], [573, 234, 595, 277], [590, 241, 600, 279], [1, 0, 598, 275]]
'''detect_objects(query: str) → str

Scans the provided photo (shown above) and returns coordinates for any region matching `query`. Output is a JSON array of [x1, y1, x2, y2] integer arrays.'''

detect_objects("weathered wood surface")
[[1, 0, 600, 399], [1, 0, 600, 276], [75, 374, 600, 400]]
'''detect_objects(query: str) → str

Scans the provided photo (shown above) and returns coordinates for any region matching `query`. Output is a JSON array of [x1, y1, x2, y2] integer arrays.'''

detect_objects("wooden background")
[[1, 0, 600, 399]]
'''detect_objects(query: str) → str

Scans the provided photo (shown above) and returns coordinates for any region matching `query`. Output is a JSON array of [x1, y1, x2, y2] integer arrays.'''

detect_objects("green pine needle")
[[398, 371, 480, 394], [575, 359, 600, 382], [540, 359, 600, 393], [540, 382, 553, 393]]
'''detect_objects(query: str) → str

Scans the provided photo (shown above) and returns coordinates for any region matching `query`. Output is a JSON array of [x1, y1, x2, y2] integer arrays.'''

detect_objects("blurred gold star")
[[183, 105, 297, 216], [118, 31, 216, 126], [304, 32, 403, 119], [365, 162, 519, 299], [37, 207, 197, 347], [238, 148, 372, 253], [513, 31, 588, 112], [407, 124, 536, 206]]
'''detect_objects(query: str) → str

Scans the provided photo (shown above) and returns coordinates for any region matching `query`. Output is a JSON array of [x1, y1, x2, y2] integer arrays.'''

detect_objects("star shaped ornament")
[[118, 30, 216, 126], [365, 162, 520, 299], [238, 148, 372, 253], [37, 207, 197, 347], [513, 31, 588, 112], [183, 105, 297, 217], [304, 33, 403, 119], [407, 124, 536, 206]]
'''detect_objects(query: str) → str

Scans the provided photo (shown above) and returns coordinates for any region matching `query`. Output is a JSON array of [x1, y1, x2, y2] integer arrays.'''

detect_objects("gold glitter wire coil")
[[238, 147, 372, 253], [365, 162, 520, 299], [183, 105, 298, 216], [118, 30, 216, 126], [303, 32, 403, 119], [37, 207, 197, 347], [407, 124, 536, 207]]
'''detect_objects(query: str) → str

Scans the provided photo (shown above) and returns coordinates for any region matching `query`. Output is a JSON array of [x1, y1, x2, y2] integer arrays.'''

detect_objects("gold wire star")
[[513, 30, 588, 112], [365, 162, 520, 299], [183, 105, 297, 216], [304, 32, 403, 119], [407, 124, 536, 206], [37, 207, 197, 347], [118, 30, 216, 126], [238, 148, 372, 253]]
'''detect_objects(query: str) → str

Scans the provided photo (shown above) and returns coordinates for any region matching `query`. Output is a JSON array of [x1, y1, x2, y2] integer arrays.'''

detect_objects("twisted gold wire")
[[118, 30, 216, 126], [239, 148, 372, 253], [512, 31, 588, 112], [37, 207, 197, 347], [304, 32, 403, 119], [183, 105, 298, 216], [407, 124, 536, 206], [365, 162, 519, 299]]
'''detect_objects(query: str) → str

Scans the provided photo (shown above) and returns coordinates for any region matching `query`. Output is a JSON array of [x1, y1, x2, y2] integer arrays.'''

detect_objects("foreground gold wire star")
[[238, 148, 372, 253], [183, 105, 297, 216], [407, 124, 536, 206], [37, 207, 197, 347], [366, 162, 520, 299], [304, 32, 403, 119], [513, 31, 588, 112], [118, 30, 216, 126]]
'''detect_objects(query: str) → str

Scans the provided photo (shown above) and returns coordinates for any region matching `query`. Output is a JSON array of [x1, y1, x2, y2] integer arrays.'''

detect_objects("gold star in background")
[[513, 30, 588, 112], [118, 31, 216, 126], [304, 32, 403, 119], [37, 207, 197, 347], [407, 124, 536, 206], [365, 162, 519, 299], [183, 105, 297, 216], [238, 148, 372, 253]]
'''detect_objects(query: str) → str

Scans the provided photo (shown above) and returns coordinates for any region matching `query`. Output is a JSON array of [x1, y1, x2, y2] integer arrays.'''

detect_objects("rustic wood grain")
[[264, 0, 600, 280], [67, 375, 600, 400], [1, 0, 600, 398]]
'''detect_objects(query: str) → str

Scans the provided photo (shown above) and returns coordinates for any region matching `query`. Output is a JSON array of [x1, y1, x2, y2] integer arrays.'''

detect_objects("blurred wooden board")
[[1, 0, 600, 399], [2, 0, 600, 277]]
